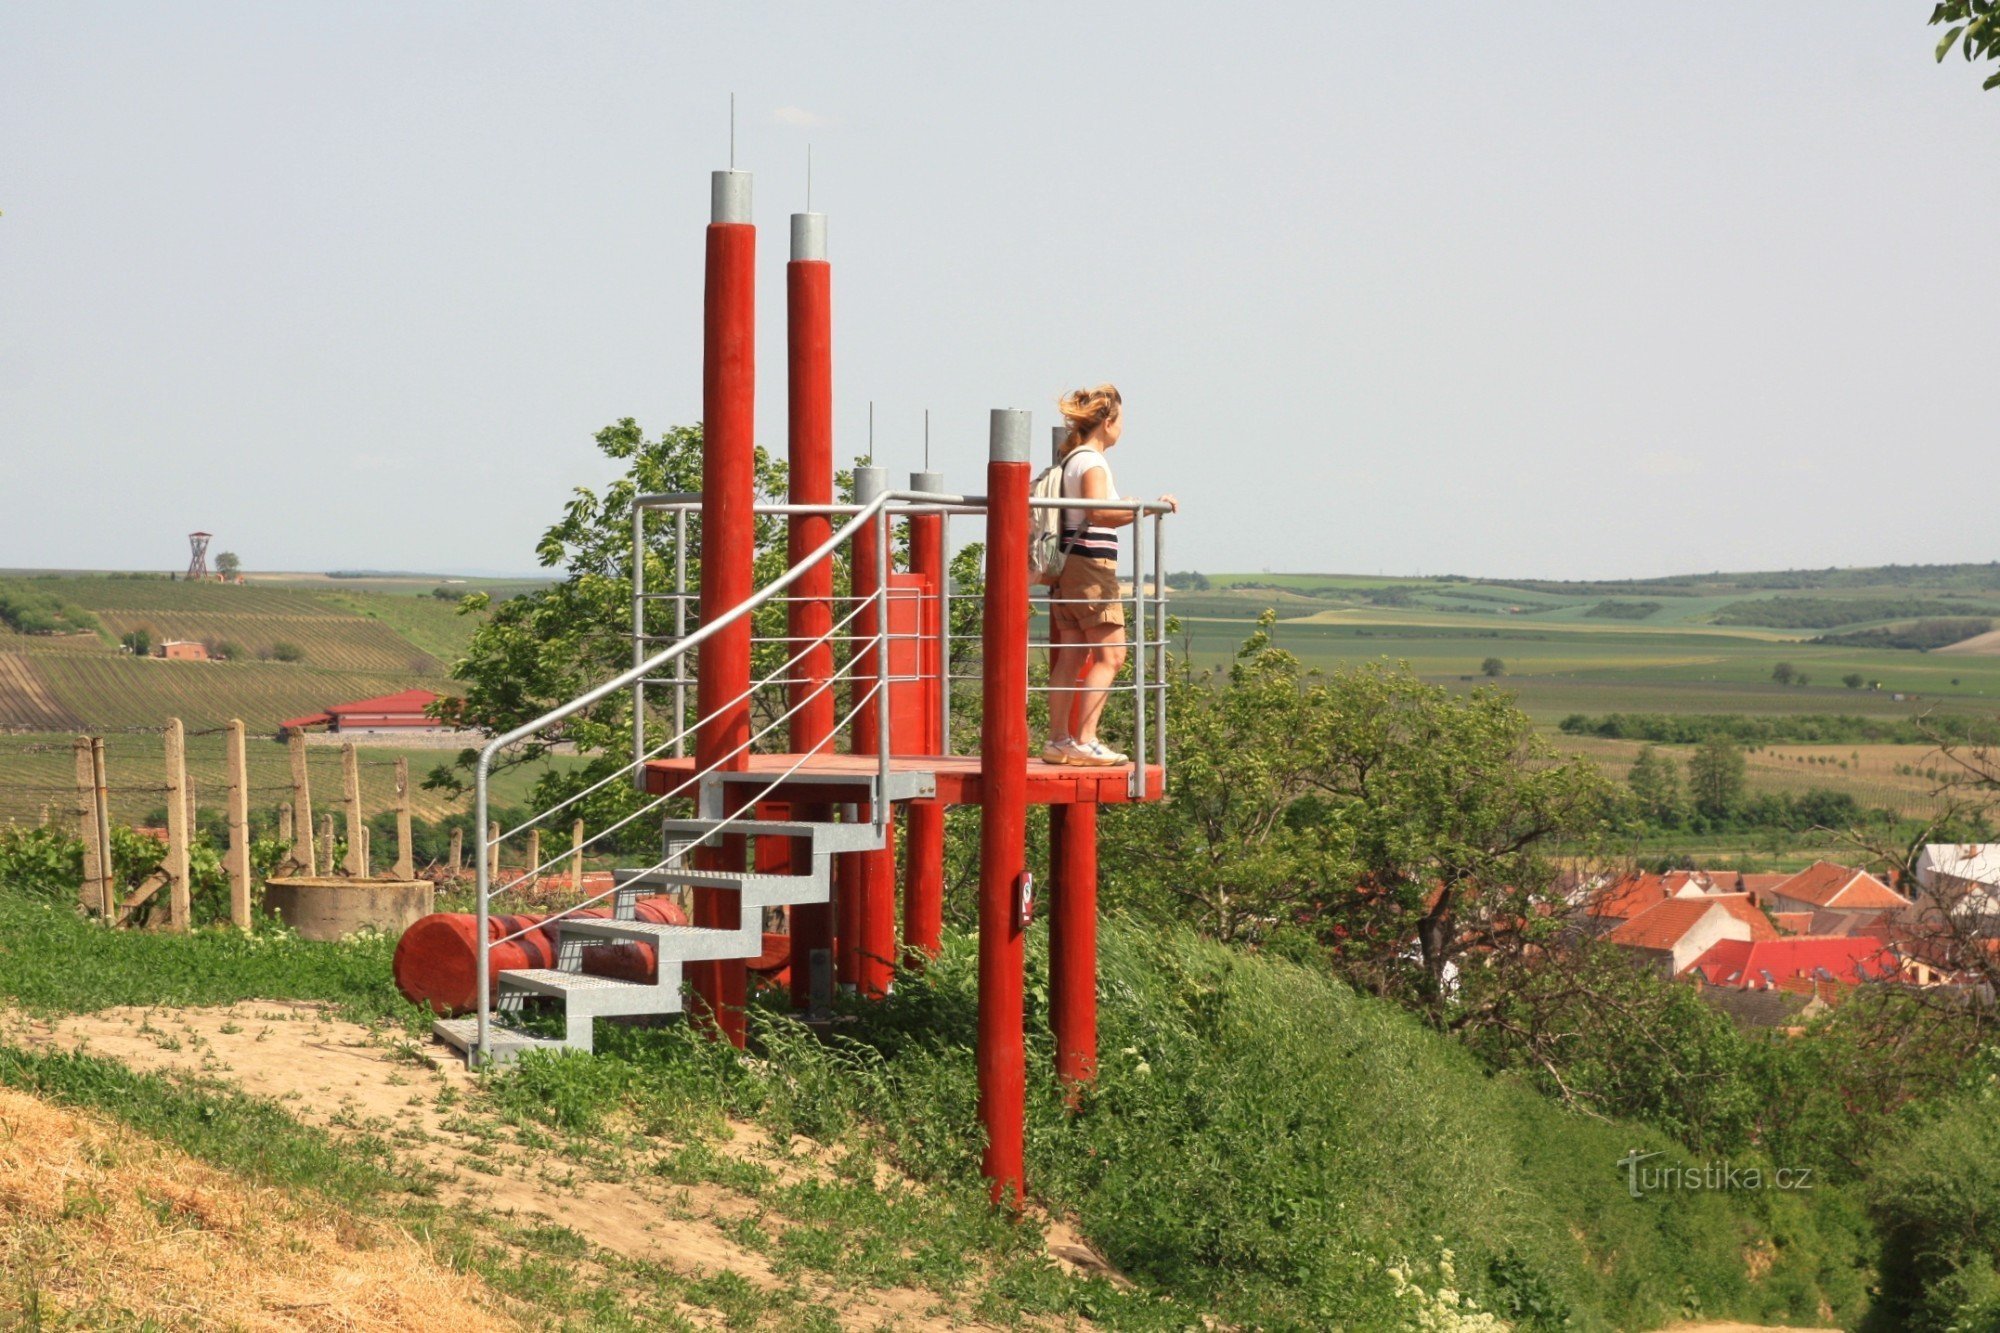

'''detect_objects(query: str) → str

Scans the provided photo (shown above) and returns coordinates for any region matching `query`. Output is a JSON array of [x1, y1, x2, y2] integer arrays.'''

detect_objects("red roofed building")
[[1770, 912, 1816, 936], [1760, 861, 1910, 915], [280, 689, 443, 738], [1605, 894, 1780, 975], [1683, 936, 1901, 993]]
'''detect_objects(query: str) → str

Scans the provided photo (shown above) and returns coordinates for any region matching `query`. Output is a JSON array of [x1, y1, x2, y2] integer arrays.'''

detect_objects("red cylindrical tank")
[[393, 896, 687, 1015]]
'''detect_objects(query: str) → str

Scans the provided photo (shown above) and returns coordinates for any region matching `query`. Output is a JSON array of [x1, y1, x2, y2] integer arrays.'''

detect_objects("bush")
[[269, 641, 305, 663], [1867, 1088, 2000, 1331]]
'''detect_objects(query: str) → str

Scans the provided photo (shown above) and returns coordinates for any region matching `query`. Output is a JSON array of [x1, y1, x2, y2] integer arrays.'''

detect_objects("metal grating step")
[[661, 816, 883, 855], [616, 864, 830, 909], [432, 1016, 566, 1066], [702, 767, 937, 802]]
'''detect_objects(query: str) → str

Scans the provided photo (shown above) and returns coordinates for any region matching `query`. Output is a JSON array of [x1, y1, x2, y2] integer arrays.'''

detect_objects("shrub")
[[269, 641, 305, 663], [1867, 1089, 2000, 1331]]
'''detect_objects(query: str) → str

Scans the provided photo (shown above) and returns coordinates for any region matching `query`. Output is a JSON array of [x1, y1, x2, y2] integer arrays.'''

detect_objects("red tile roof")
[[1587, 873, 1674, 920], [1771, 912, 1815, 935], [327, 689, 441, 717], [1606, 894, 1778, 951], [1767, 861, 1909, 911], [1685, 936, 1901, 991]]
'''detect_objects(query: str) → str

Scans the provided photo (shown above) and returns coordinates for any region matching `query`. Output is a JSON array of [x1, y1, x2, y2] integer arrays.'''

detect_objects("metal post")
[[850, 467, 893, 998], [1153, 512, 1168, 783], [874, 504, 891, 832], [1051, 800, 1098, 1092], [1130, 506, 1147, 801], [693, 165, 756, 1048], [938, 512, 953, 756], [904, 470, 947, 962], [788, 208, 836, 1011], [978, 408, 1032, 1207], [632, 502, 646, 790], [674, 507, 689, 758], [475, 751, 491, 1065]]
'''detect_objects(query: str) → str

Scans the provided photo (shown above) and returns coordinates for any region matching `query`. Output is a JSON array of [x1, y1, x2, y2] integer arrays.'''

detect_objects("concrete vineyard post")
[[394, 757, 414, 881], [342, 743, 363, 877], [73, 737, 104, 916], [288, 733, 316, 875], [226, 718, 251, 929], [163, 718, 191, 930]]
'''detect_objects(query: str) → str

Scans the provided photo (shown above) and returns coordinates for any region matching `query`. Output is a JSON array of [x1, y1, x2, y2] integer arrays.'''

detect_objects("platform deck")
[[645, 752, 1163, 806]]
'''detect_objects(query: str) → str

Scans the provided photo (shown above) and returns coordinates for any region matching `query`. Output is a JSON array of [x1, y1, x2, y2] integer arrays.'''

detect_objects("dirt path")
[[6, 1001, 1113, 1330]]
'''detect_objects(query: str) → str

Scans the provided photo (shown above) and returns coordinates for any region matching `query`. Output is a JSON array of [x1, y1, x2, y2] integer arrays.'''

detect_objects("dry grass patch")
[[0, 1084, 513, 1331]]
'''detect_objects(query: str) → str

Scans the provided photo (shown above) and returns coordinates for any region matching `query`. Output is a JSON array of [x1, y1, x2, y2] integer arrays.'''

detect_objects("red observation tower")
[[412, 164, 1174, 1206]]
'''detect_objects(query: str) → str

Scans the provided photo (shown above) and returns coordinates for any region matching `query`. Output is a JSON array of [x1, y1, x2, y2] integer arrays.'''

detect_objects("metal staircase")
[[433, 486, 954, 1067]]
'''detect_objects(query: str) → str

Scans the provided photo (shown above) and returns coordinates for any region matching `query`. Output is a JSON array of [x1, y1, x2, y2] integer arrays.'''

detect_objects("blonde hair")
[[1057, 383, 1122, 457]]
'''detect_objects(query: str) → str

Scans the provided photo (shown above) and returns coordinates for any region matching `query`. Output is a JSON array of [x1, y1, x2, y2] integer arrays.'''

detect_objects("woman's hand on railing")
[[1159, 493, 1180, 515]]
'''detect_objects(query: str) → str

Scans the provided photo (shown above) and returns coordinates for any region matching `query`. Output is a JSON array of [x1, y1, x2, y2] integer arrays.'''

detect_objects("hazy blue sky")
[[3, 4, 1994, 579]]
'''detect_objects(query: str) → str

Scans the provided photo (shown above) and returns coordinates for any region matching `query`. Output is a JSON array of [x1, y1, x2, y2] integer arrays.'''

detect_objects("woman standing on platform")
[[1044, 384, 1177, 767]]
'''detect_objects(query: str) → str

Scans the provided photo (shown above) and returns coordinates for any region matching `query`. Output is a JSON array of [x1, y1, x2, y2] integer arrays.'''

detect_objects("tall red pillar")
[[849, 464, 896, 997], [692, 169, 755, 1048], [903, 469, 947, 963], [978, 408, 1032, 1205], [786, 211, 836, 1012], [1049, 801, 1098, 1089]]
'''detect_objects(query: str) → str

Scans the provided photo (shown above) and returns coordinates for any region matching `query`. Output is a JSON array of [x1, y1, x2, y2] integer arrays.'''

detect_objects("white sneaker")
[[1041, 738, 1073, 765], [1072, 739, 1128, 767]]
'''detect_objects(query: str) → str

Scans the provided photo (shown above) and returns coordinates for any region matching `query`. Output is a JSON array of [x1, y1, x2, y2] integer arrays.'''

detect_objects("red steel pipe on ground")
[[692, 169, 755, 1048], [1049, 800, 1099, 1089], [902, 472, 947, 963], [977, 408, 1032, 1205], [786, 212, 836, 1011]]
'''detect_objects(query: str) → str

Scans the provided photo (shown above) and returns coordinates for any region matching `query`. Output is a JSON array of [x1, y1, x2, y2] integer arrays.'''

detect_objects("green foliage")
[[267, 640, 304, 662], [1845, 672, 1868, 689], [120, 626, 153, 654], [1583, 599, 1662, 619], [0, 582, 100, 635], [1102, 620, 1613, 1011], [1560, 710, 2000, 746], [1163, 569, 1211, 591], [1627, 744, 1689, 827], [1481, 655, 1505, 676], [1932, 0, 2000, 91], [1772, 660, 1797, 686], [214, 551, 241, 576], [0, 823, 83, 897], [1715, 596, 2000, 629], [1818, 618, 1992, 651], [1689, 734, 1748, 819], [1867, 1086, 2000, 1329]]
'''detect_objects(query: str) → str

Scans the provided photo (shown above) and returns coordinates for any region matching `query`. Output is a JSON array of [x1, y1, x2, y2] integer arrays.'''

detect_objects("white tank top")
[[1060, 449, 1118, 561]]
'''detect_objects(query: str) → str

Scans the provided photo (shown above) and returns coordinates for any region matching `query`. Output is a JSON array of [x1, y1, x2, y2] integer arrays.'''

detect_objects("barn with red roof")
[[280, 688, 443, 738]]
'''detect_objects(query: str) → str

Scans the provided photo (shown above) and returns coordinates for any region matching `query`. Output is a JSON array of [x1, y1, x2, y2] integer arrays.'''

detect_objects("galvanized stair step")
[[556, 916, 760, 963], [660, 816, 884, 856], [614, 861, 832, 909], [700, 767, 937, 802], [432, 1016, 568, 1064], [496, 967, 674, 1008]]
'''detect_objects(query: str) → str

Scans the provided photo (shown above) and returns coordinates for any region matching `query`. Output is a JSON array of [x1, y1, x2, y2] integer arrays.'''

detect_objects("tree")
[[215, 551, 241, 576], [269, 641, 304, 663], [1627, 744, 1687, 827], [1771, 661, 1796, 686], [1688, 735, 1747, 820], [120, 626, 152, 655], [1843, 672, 1866, 689], [1932, 0, 2000, 90], [1165, 570, 1211, 592], [1480, 656, 1505, 678], [1099, 620, 1613, 1018]]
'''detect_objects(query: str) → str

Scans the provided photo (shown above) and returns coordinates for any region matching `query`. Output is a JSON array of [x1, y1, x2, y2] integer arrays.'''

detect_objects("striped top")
[[1060, 448, 1119, 561]]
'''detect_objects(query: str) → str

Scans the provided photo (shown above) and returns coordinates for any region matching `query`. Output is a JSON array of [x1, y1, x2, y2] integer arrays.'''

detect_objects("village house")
[[1602, 893, 1779, 975], [279, 688, 444, 739], [1753, 860, 1910, 917], [156, 640, 209, 661]]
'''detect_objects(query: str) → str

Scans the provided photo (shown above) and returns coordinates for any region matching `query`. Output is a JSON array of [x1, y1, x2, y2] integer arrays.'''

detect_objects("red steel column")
[[978, 408, 1032, 1205], [693, 168, 754, 1048], [1049, 800, 1098, 1089], [903, 468, 947, 963], [849, 464, 895, 997], [787, 210, 836, 1013]]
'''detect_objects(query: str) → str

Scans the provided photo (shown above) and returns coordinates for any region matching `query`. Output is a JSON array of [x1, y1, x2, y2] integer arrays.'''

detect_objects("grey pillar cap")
[[989, 409, 1031, 464], [853, 465, 889, 504], [711, 170, 752, 224], [790, 212, 826, 261], [909, 469, 945, 494]]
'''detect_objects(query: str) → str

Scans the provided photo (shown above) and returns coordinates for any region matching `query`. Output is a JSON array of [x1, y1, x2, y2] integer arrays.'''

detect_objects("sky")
[[2, 3, 1994, 581]]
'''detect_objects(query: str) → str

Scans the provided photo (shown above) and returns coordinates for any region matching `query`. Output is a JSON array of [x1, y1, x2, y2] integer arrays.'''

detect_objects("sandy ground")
[[5, 1000, 1116, 1330], [1936, 627, 2000, 655], [0, 1083, 508, 1331]]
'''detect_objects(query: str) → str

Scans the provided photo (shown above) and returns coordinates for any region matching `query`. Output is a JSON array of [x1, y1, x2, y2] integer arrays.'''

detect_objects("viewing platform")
[[645, 753, 1165, 807]]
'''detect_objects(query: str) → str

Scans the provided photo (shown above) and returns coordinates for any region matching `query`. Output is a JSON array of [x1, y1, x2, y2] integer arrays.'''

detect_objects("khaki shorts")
[[1051, 556, 1125, 632]]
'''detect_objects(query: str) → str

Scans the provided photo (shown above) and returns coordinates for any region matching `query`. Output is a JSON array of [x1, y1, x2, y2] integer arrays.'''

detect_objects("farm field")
[[0, 729, 562, 826]]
